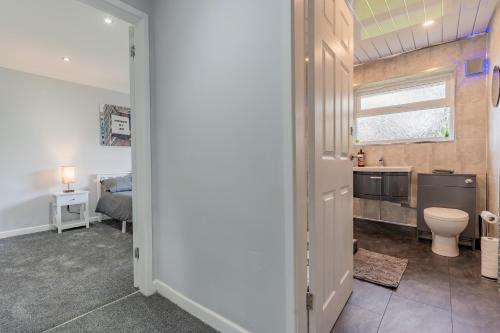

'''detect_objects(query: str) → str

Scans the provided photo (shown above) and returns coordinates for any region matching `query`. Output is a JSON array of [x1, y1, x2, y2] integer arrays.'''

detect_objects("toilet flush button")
[[465, 179, 473, 184]]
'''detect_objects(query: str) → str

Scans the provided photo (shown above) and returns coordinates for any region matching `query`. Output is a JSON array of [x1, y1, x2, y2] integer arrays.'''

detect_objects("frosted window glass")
[[356, 108, 451, 144], [360, 82, 446, 110]]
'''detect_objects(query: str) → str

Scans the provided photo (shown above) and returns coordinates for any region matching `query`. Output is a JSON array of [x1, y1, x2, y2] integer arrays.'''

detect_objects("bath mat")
[[354, 248, 408, 288]]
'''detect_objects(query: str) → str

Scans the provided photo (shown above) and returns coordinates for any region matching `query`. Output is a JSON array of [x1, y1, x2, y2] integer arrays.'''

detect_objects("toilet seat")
[[424, 207, 469, 222]]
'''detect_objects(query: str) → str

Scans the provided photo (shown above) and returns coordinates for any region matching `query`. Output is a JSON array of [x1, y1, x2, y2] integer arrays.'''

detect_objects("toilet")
[[424, 207, 469, 257]]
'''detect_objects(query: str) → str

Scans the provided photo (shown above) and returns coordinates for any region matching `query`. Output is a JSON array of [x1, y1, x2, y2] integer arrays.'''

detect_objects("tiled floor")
[[332, 219, 500, 333]]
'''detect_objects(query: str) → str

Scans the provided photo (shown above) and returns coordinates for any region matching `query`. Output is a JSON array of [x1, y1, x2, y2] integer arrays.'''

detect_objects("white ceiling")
[[348, 0, 499, 65], [0, 0, 130, 93]]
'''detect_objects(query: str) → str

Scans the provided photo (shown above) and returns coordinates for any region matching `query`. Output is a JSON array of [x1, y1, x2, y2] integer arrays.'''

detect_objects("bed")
[[95, 173, 133, 233]]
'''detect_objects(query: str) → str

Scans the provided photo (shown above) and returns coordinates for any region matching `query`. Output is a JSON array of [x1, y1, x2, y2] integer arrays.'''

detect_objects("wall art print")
[[100, 104, 131, 147]]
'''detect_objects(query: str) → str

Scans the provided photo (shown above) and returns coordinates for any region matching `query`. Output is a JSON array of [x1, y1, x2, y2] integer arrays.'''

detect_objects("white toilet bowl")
[[424, 207, 469, 257]]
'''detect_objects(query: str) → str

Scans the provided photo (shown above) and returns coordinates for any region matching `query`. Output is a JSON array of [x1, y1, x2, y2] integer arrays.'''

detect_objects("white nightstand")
[[51, 190, 90, 233]]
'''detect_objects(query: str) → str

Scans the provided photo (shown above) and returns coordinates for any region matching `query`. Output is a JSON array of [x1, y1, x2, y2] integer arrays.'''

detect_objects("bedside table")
[[51, 190, 90, 233]]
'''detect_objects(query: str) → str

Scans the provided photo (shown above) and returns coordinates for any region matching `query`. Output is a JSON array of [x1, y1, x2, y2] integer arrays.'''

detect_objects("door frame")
[[78, 0, 154, 296], [293, 0, 309, 332]]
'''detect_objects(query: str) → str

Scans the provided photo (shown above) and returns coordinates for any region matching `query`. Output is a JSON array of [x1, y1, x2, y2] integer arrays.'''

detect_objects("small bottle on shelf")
[[357, 149, 365, 167]]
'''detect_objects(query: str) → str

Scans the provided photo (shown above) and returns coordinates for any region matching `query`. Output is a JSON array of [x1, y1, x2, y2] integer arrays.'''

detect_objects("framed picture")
[[100, 104, 131, 146]]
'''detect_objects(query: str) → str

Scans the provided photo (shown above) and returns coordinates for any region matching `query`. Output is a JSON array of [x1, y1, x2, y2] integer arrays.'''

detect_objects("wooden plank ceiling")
[[348, 0, 499, 65]]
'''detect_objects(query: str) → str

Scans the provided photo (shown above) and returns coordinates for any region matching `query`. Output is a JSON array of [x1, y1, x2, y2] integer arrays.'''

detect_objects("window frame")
[[354, 69, 456, 145]]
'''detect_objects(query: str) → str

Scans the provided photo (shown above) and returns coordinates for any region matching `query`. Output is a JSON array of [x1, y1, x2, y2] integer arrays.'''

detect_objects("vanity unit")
[[353, 167, 412, 205]]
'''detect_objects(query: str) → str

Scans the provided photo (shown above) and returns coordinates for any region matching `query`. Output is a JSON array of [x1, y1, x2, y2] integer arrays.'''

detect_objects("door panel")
[[339, 60, 351, 157], [308, 0, 354, 332], [323, 44, 336, 156], [324, 0, 335, 29], [335, 0, 353, 54]]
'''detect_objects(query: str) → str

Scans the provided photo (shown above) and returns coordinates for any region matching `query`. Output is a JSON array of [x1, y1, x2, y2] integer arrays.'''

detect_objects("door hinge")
[[130, 45, 136, 58], [306, 291, 313, 310], [350, 126, 354, 136], [134, 247, 140, 259]]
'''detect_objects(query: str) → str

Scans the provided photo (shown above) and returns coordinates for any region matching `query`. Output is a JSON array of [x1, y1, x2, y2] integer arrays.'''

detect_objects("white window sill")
[[354, 137, 455, 146]]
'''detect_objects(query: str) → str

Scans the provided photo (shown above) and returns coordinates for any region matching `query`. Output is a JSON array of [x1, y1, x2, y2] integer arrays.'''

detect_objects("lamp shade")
[[61, 166, 76, 184]]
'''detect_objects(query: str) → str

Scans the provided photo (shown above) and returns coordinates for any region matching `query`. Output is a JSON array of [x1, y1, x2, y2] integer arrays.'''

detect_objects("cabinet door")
[[383, 174, 409, 199], [354, 173, 382, 197]]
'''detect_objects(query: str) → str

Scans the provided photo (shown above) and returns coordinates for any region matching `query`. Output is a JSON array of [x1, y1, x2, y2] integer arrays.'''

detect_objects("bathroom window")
[[354, 70, 455, 145]]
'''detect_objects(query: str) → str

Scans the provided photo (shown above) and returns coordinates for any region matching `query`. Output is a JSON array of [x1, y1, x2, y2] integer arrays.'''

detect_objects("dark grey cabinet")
[[383, 173, 410, 202], [354, 172, 383, 199], [354, 172, 410, 204], [417, 173, 477, 249]]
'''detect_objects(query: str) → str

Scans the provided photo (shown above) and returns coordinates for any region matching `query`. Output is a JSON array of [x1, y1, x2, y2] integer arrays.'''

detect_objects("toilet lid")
[[424, 207, 469, 222]]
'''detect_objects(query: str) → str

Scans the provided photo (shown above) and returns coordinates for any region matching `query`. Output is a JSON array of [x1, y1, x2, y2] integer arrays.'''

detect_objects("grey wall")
[[0, 67, 131, 234], [148, 1, 294, 332]]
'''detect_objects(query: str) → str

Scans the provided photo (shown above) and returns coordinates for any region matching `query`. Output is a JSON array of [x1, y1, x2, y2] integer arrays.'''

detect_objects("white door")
[[308, 0, 354, 332]]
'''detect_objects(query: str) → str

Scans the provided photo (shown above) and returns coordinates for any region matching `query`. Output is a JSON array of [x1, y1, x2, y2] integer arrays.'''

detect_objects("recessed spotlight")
[[423, 20, 435, 27], [62, 57, 71, 63], [104, 17, 113, 25]]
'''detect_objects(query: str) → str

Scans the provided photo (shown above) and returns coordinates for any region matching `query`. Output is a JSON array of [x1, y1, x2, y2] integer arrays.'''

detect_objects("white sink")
[[353, 166, 413, 172]]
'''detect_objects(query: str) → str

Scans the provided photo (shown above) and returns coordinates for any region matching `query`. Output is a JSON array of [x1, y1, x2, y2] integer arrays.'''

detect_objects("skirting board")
[[0, 216, 103, 240], [0, 224, 52, 240], [154, 279, 252, 333]]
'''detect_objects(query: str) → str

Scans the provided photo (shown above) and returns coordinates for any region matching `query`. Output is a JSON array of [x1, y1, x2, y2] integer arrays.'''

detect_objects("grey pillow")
[[101, 175, 132, 193]]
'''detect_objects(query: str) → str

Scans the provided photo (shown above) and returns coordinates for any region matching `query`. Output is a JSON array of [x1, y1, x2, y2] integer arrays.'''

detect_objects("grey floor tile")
[[378, 295, 452, 333], [331, 304, 382, 333], [403, 246, 449, 274], [452, 316, 500, 333], [354, 219, 500, 333], [450, 278, 500, 333], [51, 293, 218, 333], [448, 249, 482, 280], [394, 266, 451, 310], [348, 279, 392, 315]]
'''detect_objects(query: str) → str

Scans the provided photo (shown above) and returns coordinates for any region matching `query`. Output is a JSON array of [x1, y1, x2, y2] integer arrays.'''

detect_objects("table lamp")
[[61, 166, 76, 193]]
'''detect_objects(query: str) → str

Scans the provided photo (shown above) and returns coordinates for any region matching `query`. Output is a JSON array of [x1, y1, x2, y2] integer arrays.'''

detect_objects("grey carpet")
[[354, 248, 408, 288], [50, 293, 218, 333], [0, 221, 135, 333]]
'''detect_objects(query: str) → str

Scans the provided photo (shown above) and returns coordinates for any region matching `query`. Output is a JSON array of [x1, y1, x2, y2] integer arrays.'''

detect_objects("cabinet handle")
[[369, 176, 382, 180]]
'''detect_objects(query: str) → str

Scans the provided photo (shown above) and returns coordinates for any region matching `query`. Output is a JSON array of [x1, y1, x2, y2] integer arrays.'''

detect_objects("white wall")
[[149, 1, 294, 332], [120, 0, 151, 15], [0, 66, 131, 234]]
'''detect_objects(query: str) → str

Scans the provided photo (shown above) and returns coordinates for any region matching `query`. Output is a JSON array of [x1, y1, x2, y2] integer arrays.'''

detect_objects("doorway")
[[79, 0, 153, 296], [0, 0, 152, 332]]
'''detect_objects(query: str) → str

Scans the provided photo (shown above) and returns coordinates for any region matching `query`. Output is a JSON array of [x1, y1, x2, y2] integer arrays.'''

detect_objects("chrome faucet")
[[378, 156, 384, 167]]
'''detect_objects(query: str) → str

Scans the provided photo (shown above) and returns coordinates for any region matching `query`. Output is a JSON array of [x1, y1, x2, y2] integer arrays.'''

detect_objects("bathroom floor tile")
[[378, 295, 452, 333], [346, 219, 500, 333], [452, 316, 500, 333], [448, 249, 482, 280], [450, 278, 500, 331], [394, 266, 451, 310], [348, 279, 392, 315], [331, 304, 382, 333]]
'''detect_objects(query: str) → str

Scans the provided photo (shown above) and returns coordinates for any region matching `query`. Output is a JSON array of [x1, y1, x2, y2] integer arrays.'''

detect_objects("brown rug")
[[354, 248, 408, 288]]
